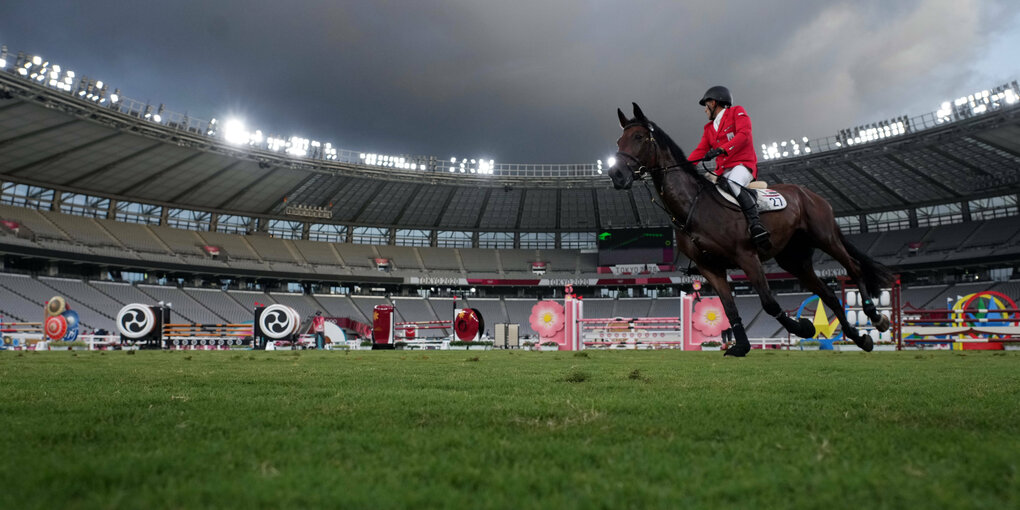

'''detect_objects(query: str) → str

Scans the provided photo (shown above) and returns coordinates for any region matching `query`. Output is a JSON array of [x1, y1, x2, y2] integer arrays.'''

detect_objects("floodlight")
[[451, 157, 457, 163], [32, 55, 41, 65], [223, 119, 248, 144], [607, 156, 616, 167]]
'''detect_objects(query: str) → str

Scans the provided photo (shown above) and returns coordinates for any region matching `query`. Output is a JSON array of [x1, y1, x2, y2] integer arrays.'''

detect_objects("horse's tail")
[[838, 230, 895, 295]]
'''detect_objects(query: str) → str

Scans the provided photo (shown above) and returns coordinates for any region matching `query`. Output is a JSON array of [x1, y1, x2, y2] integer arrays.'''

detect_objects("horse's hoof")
[[852, 331, 874, 352], [796, 318, 816, 339], [724, 344, 750, 357], [874, 314, 891, 332]]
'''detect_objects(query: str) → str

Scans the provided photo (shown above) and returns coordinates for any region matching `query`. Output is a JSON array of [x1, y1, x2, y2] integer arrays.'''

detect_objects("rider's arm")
[[688, 125, 712, 162], [723, 106, 752, 154]]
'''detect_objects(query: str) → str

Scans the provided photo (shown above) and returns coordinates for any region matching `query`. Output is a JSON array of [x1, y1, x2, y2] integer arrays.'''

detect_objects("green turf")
[[1, 350, 1018, 509]]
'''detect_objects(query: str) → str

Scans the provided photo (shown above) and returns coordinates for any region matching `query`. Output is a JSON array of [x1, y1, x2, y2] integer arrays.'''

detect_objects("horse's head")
[[609, 103, 659, 190]]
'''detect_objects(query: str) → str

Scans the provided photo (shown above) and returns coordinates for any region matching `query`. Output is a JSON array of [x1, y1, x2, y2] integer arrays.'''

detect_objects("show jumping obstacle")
[[372, 304, 484, 348], [116, 303, 301, 349], [900, 290, 1020, 350]]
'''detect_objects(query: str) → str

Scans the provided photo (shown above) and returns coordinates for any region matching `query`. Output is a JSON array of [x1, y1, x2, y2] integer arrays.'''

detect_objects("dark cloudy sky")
[[3, 0, 1018, 163]]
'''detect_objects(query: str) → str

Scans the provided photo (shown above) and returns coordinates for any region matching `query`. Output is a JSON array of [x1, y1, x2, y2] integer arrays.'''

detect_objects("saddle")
[[703, 173, 788, 212]]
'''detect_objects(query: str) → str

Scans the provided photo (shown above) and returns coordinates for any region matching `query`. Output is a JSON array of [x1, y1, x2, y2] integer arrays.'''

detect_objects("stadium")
[[2, 30, 1019, 509]]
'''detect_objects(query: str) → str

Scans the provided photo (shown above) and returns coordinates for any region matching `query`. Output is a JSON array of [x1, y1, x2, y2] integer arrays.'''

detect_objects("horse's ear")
[[632, 103, 647, 122], [617, 108, 628, 129]]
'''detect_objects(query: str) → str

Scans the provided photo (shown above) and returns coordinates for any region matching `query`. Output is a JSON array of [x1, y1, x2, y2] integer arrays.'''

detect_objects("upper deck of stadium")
[[1, 51, 1018, 235]]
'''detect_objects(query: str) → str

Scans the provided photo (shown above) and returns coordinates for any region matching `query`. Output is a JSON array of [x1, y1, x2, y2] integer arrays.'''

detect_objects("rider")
[[687, 86, 771, 250]]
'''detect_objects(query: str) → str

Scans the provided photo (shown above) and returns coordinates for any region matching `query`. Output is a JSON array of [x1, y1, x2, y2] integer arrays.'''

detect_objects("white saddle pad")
[[716, 187, 788, 212]]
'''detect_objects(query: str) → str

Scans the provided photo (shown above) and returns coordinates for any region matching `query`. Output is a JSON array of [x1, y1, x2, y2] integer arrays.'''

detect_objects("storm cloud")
[[3, 0, 1016, 163]]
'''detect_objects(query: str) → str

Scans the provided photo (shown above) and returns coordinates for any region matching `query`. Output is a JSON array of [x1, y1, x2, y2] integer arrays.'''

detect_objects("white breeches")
[[722, 164, 753, 196]]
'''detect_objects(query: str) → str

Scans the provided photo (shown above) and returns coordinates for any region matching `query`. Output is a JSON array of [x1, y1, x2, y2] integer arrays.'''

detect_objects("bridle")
[[614, 122, 659, 179], [615, 121, 705, 181]]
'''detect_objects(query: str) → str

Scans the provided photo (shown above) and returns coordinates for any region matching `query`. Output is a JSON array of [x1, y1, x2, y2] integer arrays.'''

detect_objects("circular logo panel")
[[260, 304, 296, 340], [46, 296, 67, 318], [45, 315, 68, 340], [454, 308, 483, 342], [61, 310, 80, 342], [117, 304, 156, 339]]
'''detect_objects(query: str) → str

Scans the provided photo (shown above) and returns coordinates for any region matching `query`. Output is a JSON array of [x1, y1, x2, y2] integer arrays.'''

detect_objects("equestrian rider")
[[687, 86, 771, 250]]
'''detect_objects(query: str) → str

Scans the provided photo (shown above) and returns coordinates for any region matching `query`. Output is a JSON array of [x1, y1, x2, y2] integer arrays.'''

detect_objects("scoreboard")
[[596, 227, 674, 266]]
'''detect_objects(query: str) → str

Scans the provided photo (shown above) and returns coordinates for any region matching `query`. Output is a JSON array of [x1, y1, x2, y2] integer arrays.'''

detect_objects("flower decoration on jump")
[[692, 299, 729, 337], [529, 300, 565, 342]]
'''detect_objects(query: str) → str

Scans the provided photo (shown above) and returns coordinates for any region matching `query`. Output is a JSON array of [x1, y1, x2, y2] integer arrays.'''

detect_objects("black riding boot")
[[735, 188, 771, 250]]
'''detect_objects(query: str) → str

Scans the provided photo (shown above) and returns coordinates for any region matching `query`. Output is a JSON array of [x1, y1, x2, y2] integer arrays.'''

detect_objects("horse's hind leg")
[[699, 265, 751, 357], [774, 248, 873, 352], [811, 229, 891, 332]]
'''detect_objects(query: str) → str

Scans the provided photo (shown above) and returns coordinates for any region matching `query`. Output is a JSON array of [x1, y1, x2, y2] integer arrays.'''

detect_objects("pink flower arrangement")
[[692, 298, 729, 337], [529, 300, 565, 341]]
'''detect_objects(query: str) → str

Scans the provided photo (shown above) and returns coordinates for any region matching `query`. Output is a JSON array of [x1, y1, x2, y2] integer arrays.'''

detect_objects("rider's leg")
[[724, 165, 771, 250]]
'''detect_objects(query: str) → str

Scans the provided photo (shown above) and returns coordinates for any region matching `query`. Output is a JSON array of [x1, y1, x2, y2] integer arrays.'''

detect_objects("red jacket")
[[688, 105, 758, 177]]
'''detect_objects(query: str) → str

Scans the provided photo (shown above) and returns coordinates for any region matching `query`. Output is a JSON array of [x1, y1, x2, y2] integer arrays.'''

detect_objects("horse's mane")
[[646, 120, 697, 174]]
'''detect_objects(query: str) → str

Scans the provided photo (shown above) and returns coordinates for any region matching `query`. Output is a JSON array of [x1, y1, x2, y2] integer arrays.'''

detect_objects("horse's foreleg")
[[699, 266, 750, 357], [741, 256, 816, 339]]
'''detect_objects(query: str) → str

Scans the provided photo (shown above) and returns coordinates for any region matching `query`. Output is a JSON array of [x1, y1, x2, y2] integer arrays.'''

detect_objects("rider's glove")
[[703, 147, 726, 161]]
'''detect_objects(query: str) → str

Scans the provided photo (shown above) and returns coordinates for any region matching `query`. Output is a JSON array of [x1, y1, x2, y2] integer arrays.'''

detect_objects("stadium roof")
[[1, 70, 1019, 230]]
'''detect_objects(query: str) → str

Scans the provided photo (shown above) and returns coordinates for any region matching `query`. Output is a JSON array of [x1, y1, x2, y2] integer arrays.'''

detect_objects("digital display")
[[597, 227, 674, 265]]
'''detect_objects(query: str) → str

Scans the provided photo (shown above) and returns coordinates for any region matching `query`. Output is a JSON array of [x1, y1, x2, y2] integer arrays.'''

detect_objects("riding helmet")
[[699, 86, 732, 107]]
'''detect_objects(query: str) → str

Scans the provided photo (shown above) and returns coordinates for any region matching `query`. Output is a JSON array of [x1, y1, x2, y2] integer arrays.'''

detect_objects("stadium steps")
[[327, 244, 346, 267], [225, 290, 277, 317], [499, 298, 511, 325], [0, 289, 40, 322], [0, 274, 45, 322], [281, 239, 307, 265], [89, 219, 129, 250], [88, 279, 136, 313], [34, 210, 76, 243], [240, 236, 265, 263], [493, 250, 505, 275], [135, 286, 201, 324], [144, 224, 177, 254], [412, 249, 427, 272], [424, 298, 453, 336]]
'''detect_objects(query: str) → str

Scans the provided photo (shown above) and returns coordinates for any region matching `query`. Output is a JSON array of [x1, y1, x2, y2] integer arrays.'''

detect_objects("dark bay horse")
[[609, 103, 894, 356]]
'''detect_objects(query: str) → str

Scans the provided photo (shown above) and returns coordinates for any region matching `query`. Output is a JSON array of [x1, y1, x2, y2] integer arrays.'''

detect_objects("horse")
[[608, 103, 894, 356]]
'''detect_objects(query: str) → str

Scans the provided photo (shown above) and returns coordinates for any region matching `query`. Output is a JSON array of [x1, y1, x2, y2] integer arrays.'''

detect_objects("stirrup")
[[751, 227, 771, 250]]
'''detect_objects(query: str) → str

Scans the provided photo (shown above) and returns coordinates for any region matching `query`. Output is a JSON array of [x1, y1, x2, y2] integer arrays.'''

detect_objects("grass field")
[[1, 350, 1018, 509]]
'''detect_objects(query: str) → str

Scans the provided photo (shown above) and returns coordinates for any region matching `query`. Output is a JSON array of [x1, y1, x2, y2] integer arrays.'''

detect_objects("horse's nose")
[[608, 166, 631, 189]]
